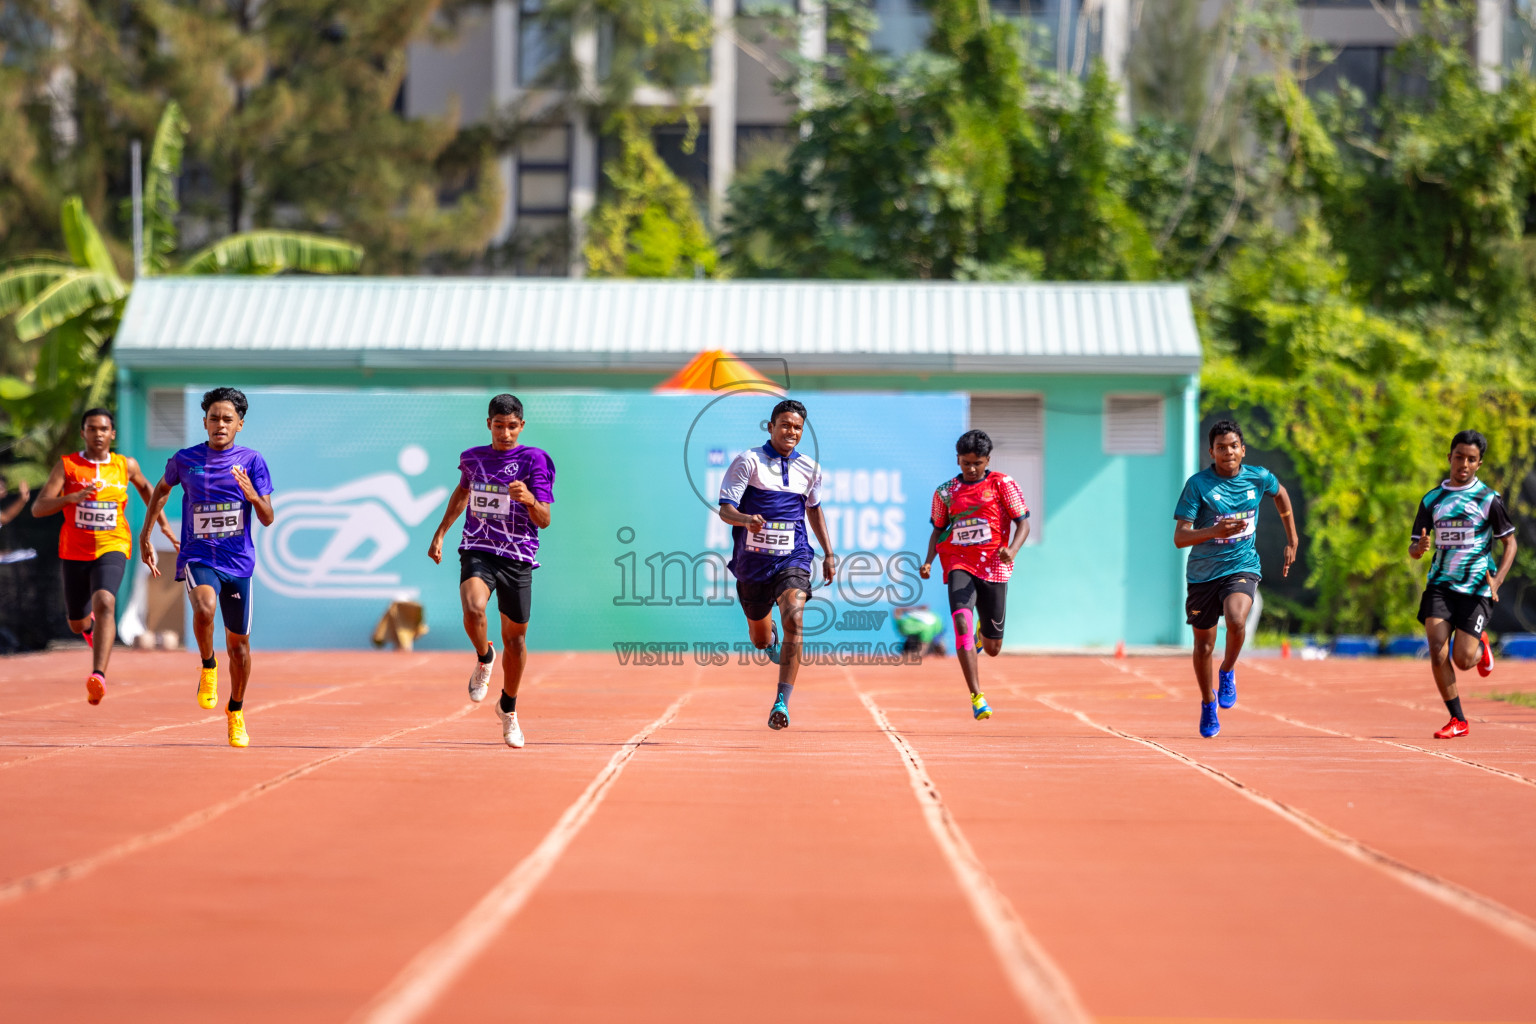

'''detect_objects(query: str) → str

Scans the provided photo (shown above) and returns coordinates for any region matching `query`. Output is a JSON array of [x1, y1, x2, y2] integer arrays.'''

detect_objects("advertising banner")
[[187, 388, 968, 652]]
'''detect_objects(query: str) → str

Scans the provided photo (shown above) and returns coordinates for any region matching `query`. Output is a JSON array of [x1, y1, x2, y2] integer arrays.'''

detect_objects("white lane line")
[[0, 701, 479, 906], [0, 680, 183, 719], [855, 686, 1093, 1024], [1376, 695, 1536, 733], [353, 691, 693, 1024], [1034, 693, 1536, 954]]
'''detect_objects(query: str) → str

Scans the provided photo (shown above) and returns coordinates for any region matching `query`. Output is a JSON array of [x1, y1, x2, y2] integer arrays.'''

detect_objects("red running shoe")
[[86, 672, 105, 705], [1434, 718, 1469, 739], [1477, 632, 1494, 677], [82, 613, 94, 649]]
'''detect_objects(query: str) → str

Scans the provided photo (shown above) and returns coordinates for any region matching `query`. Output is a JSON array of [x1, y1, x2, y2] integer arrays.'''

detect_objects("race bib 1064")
[[745, 520, 796, 555], [1435, 518, 1476, 550], [191, 502, 244, 539], [950, 516, 993, 547], [73, 501, 118, 531], [469, 482, 511, 520], [1211, 509, 1257, 545]]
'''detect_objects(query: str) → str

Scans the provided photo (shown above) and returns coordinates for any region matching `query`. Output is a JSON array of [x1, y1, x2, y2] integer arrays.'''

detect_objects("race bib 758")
[[192, 502, 244, 539]]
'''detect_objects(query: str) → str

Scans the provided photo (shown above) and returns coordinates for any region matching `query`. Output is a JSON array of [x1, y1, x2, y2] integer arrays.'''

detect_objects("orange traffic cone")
[[1114, 640, 1126, 659], [1281, 637, 1291, 660]]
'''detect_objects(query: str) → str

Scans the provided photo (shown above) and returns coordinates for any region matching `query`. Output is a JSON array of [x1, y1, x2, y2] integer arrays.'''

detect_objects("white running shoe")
[[496, 705, 525, 748], [468, 646, 495, 702]]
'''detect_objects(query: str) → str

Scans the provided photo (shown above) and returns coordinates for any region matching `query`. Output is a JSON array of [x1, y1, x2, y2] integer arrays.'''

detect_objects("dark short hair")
[[956, 429, 992, 457], [1450, 429, 1488, 457], [1208, 419, 1244, 447], [488, 393, 524, 420], [770, 399, 807, 424], [80, 407, 115, 429], [202, 387, 248, 418]]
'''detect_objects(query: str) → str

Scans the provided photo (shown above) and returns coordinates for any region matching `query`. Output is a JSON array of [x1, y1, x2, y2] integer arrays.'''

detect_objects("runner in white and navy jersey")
[[718, 399, 836, 731], [429, 394, 555, 749], [1409, 429, 1518, 739]]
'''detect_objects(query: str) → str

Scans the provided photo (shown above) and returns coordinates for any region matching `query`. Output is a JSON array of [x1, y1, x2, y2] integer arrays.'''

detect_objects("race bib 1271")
[[191, 502, 244, 539], [950, 516, 993, 547]]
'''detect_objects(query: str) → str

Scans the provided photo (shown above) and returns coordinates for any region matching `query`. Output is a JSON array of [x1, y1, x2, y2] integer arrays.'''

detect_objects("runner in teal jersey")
[[1409, 429, 1518, 739]]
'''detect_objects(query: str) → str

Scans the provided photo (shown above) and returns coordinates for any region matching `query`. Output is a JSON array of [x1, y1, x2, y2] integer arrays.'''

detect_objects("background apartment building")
[[402, 1, 1521, 276]]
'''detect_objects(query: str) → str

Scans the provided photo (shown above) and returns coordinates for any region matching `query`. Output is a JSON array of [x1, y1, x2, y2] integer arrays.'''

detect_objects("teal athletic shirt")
[[1174, 464, 1280, 584], [1411, 479, 1514, 597]]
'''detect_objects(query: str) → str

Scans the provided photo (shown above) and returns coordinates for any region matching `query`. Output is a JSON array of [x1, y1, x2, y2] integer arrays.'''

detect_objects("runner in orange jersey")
[[33, 408, 177, 704]]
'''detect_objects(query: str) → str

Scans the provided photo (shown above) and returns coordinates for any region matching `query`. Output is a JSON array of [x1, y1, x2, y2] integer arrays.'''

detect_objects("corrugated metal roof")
[[115, 278, 1202, 374]]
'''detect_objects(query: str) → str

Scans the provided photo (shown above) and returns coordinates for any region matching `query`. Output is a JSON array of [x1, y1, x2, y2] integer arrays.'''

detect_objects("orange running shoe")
[[86, 671, 105, 705], [1477, 632, 1494, 677], [1434, 718, 1469, 739]]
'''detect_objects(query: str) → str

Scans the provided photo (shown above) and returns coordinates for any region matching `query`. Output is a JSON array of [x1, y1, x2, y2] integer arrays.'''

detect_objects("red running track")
[[1, 648, 1534, 1023]]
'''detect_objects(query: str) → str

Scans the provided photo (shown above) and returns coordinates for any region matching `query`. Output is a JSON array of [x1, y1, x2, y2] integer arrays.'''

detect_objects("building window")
[[515, 125, 572, 274], [147, 389, 185, 449], [1103, 395, 1165, 456], [518, 0, 563, 86], [1305, 45, 1428, 105], [970, 395, 1044, 544]]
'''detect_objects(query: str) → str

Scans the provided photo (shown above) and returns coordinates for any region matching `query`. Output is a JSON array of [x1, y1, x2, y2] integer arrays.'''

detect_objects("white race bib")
[[1435, 518, 1475, 550], [950, 516, 993, 546], [73, 500, 119, 531], [469, 483, 511, 520], [1211, 510, 1257, 544], [191, 502, 244, 539], [745, 520, 796, 555]]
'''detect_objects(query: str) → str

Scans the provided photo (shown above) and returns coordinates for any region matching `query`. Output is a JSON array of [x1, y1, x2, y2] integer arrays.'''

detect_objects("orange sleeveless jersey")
[[58, 452, 132, 561]]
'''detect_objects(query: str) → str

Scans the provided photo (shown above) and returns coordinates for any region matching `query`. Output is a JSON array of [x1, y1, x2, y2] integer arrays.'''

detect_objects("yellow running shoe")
[[197, 666, 218, 709], [227, 709, 249, 747], [971, 692, 992, 720]]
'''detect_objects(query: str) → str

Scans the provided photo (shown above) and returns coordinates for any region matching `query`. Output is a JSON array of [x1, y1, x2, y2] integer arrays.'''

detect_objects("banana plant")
[[0, 102, 365, 478]]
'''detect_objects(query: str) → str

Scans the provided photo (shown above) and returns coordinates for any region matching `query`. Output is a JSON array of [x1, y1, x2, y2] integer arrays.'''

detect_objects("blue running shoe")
[[1217, 669, 1237, 709], [1199, 700, 1221, 738], [767, 621, 781, 665], [768, 697, 790, 730]]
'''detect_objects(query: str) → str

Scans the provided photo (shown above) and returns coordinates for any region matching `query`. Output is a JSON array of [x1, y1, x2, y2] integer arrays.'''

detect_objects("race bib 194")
[[73, 501, 118, 531], [1435, 518, 1476, 550], [1211, 509, 1257, 544], [469, 482, 511, 520], [745, 520, 796, 555], [192, 502, 244, 539], [950, 516, 993, 547]]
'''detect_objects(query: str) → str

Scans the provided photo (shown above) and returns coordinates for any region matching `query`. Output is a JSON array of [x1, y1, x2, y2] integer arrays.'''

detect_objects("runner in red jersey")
[[920, 430, 1030, 719]]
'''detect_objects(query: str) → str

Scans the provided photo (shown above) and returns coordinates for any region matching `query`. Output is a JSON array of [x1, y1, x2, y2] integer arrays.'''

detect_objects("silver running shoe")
[[496, 705, 525, 748], [468, 646, 495, 702]]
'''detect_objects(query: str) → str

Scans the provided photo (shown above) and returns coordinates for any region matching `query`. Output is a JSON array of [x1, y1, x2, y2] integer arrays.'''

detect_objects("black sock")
[[227, 698, 243, 712], [499, 692, 516, 713], [478, 643, 495, 664], [201, 656, 217, 670], [82, 623, 93, 638], [92, 669, 105, 679], [1446, 696, 1465, 721]]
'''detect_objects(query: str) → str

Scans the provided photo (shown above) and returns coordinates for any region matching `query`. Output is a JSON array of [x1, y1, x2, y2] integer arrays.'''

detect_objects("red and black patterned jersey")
[[930, 472, 1029, 583]]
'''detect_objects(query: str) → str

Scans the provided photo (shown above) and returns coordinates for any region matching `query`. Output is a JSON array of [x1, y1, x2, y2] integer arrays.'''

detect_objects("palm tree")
[[0, 103, 363, 479]]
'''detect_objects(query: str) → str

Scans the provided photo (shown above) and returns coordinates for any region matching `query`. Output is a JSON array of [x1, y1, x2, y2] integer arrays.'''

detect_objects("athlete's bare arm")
[[1272, 484, 1298, 578], [427, 486, 472, 564], [230, 466, 274, 527], [126, 457, 178, 548], [718, 504, 765, 532], [0, 479, 28, 525], [806, 504, 837, 584], [998, 515, 1030, 564], [1488, 533, 1518, 602], [507, 480, 551, 529], [919, 526, 943, 579], [139, 478, 176, 578], [31, 459, 96, 517], [1174, 518, 1245, 547]]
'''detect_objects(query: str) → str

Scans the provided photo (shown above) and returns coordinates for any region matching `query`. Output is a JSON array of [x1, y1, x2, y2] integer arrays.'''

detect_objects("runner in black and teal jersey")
[[1409, 429, 1518, 739], [1174, 420, 1298, 739]]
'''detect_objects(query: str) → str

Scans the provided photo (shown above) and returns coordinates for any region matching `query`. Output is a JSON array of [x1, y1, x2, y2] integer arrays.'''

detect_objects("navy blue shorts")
[[184, 563, 254, 635]]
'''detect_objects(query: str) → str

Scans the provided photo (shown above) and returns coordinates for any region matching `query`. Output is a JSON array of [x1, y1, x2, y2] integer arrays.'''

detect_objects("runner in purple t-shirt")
[[428, 394, 555, 748], [140, 387, 275, 748]]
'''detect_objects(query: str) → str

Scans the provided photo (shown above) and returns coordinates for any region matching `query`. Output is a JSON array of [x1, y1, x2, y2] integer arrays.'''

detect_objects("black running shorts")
[[736, 567, 812, 621], [947, 570, 1008, 640], [61, 551, 127, 622], [1418, 584, 1491, 637], [1185, 572, 1259, 631], [460, 549, 534, 624]]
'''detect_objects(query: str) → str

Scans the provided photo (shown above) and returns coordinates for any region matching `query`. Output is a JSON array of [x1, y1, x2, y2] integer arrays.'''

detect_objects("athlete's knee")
[[1192, 634, 1216, 656], [92, 591, 116, 616], [1452, 647, 1479, 671], [951, 607, 976, 647], [191, 594, 217, 619], [225, 632, 250, 654], [981, 637, 1002, 657]]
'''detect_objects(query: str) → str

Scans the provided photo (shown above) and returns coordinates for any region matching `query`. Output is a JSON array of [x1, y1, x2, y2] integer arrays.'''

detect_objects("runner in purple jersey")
[[140, 387, 274, 748], [428, 394, 554, 748]]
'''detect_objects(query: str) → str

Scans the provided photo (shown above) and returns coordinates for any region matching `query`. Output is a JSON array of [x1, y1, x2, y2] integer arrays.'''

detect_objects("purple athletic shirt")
[[457, 444, 555, 566], [163, 443, 273, 580]]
